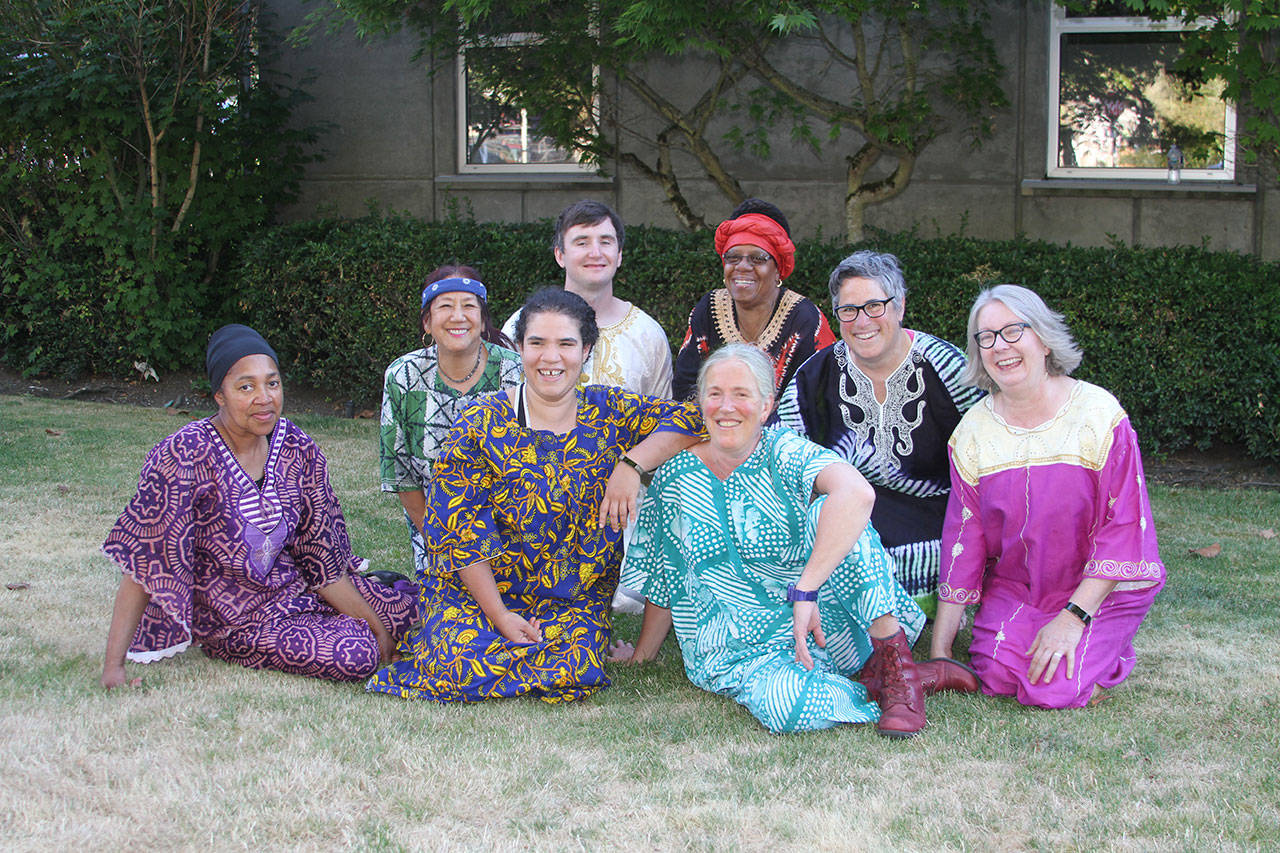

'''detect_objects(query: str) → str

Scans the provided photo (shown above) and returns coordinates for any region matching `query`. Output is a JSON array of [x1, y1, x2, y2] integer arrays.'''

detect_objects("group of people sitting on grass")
[[100, 199, 1165, 737]]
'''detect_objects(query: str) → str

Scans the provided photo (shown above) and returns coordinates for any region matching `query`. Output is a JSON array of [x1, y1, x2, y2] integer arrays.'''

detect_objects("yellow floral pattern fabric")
[[366, 385, 701, 703]]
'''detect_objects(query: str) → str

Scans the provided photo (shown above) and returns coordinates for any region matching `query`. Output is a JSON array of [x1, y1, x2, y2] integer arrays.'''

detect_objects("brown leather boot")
[[855, 649, 883, 700], [920, 657, 981, 695], [859, 655, 980, 700], [869, 629, 926, 738]]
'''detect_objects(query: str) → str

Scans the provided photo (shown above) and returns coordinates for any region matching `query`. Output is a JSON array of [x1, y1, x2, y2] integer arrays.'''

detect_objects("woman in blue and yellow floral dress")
[[367, 288, 702, 703]]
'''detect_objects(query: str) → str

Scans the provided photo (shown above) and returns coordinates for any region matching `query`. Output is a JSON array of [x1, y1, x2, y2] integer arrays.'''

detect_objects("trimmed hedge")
[[231, 214, 1280, 459]]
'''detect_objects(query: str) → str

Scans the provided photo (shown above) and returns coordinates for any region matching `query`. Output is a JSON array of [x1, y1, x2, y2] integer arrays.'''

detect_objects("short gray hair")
[[827, 250, 908, 312], [696, 343, 775, 404], [960, 284, 1084, 391]]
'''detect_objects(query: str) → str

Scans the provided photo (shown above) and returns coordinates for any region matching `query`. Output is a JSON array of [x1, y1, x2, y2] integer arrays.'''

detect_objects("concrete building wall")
[[266, 0, 1278, 258]]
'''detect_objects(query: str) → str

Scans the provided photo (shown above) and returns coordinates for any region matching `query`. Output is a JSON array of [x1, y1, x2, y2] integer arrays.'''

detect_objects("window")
[[456, 34, 593, 173], [1047, 4, 1235, 181]]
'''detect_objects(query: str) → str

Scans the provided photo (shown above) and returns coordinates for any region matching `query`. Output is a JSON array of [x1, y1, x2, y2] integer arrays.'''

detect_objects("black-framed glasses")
[[974, 322, 1031, 349], [722, 251, 773, 268], [834, 298, 893, 323]]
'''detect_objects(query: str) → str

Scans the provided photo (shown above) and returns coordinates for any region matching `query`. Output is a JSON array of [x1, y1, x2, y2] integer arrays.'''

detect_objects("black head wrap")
[[206, 324, 279, 393]]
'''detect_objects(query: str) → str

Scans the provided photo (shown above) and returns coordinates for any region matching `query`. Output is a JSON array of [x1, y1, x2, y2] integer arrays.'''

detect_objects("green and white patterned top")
[[379, 344, 522, 493]]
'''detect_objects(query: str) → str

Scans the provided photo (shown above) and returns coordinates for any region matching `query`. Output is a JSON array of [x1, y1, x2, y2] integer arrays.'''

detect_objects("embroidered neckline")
[[598, 302, 637, 332], [985, 380, 1082, 434], [709, 288, 803, 351], [203, 417, 286, 533], [833, 339, 926, 480]]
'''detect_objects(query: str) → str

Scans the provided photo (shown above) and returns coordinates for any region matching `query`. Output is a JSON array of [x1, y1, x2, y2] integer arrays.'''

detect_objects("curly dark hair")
[[513, 287, 600, 350], [729, 198, 791, 237]]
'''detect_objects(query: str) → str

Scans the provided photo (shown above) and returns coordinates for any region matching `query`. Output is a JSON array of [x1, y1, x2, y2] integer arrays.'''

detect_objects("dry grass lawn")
[[2, 395, 1278, 851]]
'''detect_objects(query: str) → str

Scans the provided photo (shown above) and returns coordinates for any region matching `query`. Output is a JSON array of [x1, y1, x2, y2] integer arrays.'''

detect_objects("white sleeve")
[[501, 308, 521, 343], [648, 326, 674, 399]]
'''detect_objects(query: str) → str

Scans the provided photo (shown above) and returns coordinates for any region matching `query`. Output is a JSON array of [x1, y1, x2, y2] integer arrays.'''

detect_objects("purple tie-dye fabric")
[[103, 417, 411, 676]]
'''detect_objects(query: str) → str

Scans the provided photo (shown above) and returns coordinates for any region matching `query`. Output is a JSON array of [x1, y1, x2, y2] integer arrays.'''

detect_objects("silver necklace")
[[438, 344, 484, 384]]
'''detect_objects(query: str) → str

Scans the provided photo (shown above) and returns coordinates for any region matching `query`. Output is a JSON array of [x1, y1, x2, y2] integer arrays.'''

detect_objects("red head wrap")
[[713, 213, 796, 280]]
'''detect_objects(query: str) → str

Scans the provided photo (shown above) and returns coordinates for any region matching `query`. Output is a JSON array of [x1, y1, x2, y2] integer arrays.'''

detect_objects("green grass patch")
[[2, 395, 1278, 848]]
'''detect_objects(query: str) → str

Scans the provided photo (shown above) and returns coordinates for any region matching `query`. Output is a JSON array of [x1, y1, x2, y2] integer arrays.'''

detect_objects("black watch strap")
[[1064, 601, 1093, 625], [619, 453, 653, 487]]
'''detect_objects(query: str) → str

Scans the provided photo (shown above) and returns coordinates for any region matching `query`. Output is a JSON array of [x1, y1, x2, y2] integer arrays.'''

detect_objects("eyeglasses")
[[974, 322, 1032, 349], [722, 251, 773, 268], [834, 298, 893, 322]]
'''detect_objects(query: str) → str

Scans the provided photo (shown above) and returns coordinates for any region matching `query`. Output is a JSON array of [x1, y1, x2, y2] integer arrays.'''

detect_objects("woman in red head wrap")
[[671, 199, 836, 400]]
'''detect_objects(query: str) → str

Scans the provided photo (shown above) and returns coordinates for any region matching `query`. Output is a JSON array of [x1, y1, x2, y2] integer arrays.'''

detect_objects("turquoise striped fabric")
[[623, 427, 925, 733]]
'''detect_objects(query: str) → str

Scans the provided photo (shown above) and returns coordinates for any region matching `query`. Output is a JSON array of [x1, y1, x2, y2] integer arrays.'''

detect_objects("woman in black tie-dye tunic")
[[776, 252, 984, 615]]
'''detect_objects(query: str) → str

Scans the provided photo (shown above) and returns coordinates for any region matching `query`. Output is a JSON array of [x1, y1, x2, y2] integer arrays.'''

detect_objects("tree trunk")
[[618, 145, 708, 232], [844, 143, 916, 243], [621, 74, 747, 217]]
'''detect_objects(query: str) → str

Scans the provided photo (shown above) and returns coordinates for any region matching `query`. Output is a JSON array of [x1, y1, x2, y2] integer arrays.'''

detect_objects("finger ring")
[[1052, 652, 1062, 658]]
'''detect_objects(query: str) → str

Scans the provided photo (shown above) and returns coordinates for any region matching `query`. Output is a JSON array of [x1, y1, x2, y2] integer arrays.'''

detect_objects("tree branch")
[[623, 73, 745, 204]]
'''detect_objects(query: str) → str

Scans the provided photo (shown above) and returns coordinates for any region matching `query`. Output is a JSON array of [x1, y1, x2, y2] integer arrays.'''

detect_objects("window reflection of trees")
[[462, 42, 586, 167], [1058, 32, 1225, 170]]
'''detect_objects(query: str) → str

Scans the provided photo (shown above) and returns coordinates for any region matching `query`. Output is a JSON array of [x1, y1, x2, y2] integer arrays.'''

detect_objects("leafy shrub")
[[0, 1, 316, 376], [231, 214, 1280, 459]]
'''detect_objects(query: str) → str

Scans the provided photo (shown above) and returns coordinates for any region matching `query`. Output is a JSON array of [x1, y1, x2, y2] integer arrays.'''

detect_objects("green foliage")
[[232, 213, 1280, 458], [0, 0, 317, 377]]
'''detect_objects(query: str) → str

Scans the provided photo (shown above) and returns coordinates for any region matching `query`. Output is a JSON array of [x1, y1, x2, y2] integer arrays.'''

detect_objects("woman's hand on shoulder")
[[494, 611, 543, 644]]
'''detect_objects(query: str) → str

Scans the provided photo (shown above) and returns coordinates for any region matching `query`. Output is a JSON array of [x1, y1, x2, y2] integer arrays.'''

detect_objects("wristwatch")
[[786, 583, 820, 602], [1063, 601, 1093, 626], [619, 453, 653, 487]]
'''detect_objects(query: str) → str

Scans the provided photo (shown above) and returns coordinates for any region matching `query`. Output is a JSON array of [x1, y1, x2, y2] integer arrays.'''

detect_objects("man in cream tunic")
[[503, 200, 673, 398], [503, 200, 674, 613]]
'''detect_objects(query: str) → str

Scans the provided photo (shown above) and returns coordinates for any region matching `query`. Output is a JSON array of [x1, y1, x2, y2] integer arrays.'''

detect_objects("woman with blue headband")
[[379, 265, 522, 576]]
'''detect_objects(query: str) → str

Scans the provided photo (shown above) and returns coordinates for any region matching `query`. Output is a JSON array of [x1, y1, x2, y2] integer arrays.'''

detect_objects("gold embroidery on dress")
[[949, 382, 1127, 484], [580, 306, 638, 389], [709, 288, 804, 350]]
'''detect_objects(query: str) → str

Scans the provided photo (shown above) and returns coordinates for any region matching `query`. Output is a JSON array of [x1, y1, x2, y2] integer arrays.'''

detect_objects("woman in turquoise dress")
[[615, 344, 977, 736], [367, 288, 702, 703]]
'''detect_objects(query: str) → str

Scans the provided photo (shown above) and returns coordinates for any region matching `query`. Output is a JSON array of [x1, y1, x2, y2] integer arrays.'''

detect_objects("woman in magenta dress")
[[100, 324, 416, 688], [930, 285, 1165, 709]]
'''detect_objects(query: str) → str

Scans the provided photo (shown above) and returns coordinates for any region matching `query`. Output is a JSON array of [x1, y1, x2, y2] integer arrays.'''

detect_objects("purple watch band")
[[786, 583, 819, 602]]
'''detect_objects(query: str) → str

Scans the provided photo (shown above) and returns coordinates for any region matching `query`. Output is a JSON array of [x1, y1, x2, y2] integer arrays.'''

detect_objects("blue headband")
[[421, 276, 488, 310]]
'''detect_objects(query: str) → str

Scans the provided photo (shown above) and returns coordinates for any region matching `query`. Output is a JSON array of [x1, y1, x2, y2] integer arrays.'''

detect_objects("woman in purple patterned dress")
[[100, 325, 417, 688]]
